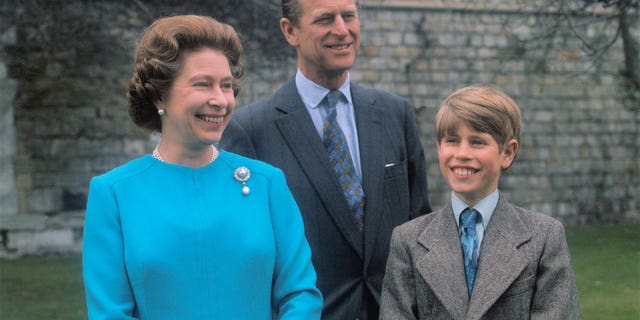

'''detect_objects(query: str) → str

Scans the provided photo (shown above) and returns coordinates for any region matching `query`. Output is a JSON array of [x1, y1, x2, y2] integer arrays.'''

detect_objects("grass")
[[565, 223, 640, 319], [0, 224, 638, 319], [0, 254, 86, 319]]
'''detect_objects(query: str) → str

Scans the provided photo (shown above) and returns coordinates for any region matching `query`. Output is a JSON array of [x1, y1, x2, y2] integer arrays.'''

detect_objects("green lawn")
[[0, 224, 638, 319], [566, 224, 640, 319], [0, 254, 86, 319]]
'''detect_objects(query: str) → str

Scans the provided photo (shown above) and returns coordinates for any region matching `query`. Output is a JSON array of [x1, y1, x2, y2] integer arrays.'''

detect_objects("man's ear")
[[501, 138, 519, 169], [280, 17, 299, 47]]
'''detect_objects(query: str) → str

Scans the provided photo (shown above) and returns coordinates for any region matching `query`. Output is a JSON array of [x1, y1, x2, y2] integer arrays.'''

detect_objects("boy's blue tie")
[[322, 90, 365, 232], [460, 207, 480, 297]]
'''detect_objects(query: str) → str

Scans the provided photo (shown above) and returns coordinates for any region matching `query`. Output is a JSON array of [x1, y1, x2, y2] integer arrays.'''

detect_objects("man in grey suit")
[[379, 86, 579, 319], [220, 0, 431, 319]]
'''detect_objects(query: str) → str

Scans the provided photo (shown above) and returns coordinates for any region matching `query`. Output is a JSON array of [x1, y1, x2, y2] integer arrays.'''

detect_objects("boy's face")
[[437, 123, 518, 206]]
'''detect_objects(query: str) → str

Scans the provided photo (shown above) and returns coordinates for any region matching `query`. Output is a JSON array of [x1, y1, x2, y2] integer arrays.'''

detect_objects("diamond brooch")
[[234, 166, 251, 195]]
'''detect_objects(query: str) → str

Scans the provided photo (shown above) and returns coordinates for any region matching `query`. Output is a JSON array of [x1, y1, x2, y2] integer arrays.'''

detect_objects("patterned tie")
[[322, 90, 365, 232], [460, 208, 480, 297]]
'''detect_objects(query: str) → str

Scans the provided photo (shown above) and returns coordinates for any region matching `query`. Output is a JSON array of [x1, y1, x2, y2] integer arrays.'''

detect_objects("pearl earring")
[[158, 108, 165, 116]]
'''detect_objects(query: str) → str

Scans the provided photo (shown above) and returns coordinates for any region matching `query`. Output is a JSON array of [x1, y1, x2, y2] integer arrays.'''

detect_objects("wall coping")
[[361, 0, 616, 16]]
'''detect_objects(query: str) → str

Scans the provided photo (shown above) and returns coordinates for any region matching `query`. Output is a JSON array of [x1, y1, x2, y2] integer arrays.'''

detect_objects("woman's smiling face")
[[157, 48, 235, 150]]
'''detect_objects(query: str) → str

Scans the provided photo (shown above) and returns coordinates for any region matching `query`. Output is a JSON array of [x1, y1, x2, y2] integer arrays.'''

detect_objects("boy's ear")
[[501, 139, 519, 169], [280, 18, 299, 47], [435, 139, 442, 152]]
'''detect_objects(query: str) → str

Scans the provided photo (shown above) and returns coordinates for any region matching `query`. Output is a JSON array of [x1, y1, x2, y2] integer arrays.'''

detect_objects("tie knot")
[[460, 208, 479, 228], [326, 90, 341, 109]]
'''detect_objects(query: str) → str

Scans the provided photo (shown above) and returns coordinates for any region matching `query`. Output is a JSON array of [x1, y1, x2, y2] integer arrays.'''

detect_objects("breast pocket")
[[383, 159, 407, 178], [382, 159, 410, 222], [503, 273, 536, 298], [489, 274, 536, 319]]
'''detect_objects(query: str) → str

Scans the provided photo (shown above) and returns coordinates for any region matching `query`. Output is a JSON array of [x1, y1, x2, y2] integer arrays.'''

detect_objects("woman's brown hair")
[[127, 15, 244, 132]]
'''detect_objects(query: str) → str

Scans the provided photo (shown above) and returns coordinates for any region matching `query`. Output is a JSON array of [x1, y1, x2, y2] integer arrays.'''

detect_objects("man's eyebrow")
[[313, 11, 334, 20]]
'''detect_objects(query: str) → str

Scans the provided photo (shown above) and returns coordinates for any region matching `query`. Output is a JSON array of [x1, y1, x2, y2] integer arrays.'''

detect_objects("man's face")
[[282, 0, 360, 82]]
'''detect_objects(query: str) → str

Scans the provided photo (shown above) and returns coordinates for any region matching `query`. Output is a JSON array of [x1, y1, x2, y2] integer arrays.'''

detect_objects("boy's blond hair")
[[435, 86, 522, 154]]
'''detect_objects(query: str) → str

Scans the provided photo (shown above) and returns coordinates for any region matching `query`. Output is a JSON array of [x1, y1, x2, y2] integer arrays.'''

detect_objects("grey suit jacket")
[[220, 77, 431, 320], [379, 195, 580, 320]]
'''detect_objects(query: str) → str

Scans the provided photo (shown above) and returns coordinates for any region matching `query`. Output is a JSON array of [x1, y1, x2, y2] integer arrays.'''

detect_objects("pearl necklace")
[[152, 145, 219, 165]]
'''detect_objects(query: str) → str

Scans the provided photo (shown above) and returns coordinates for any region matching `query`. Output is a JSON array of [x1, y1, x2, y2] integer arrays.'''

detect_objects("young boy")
[[379, 86, 580, 319]]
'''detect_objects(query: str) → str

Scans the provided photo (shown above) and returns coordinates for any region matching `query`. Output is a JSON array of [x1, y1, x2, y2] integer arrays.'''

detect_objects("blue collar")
[[452, 189, 499, 229]]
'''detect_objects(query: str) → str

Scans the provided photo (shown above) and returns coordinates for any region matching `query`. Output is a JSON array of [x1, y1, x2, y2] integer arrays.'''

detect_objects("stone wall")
[[0, 0, 638, 257], [355, 2, 640, 225], [0, 25, 18, 217]]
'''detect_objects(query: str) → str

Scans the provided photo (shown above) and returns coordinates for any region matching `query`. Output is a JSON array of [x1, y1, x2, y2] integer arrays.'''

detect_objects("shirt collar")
[[295, 69, 352, 109], [452, 189, 499, 229]]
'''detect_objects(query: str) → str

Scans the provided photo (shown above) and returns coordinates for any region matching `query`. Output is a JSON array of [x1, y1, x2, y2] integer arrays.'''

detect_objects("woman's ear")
[[501, 138, 519, 169], [155, 99, 165, 112]]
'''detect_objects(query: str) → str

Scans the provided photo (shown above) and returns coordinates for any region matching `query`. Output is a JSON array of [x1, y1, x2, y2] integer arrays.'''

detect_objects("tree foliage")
[[502, 0, 639, 109], [569, 0, 639, 108], [131, 0, 292, 63]]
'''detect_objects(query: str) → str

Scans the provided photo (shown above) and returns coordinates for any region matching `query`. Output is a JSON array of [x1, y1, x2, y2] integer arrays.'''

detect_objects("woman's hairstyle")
[[435, 86, 522, 152], [127, 15, 244, 132]]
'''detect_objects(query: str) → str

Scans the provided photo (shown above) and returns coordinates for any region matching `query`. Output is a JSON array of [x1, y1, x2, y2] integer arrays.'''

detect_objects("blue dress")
[[83, 150, 323, 319]]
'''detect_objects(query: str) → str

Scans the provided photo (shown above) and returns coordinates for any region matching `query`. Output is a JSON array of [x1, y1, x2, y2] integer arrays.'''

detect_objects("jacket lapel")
[[416, 205, 469, 320], [351, 84, 385, 267], [273, 79, 364, 259], [467, 196, 532, 319]]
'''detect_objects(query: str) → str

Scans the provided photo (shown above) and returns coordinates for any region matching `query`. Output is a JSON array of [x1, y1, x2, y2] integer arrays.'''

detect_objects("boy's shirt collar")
[[452, 189, 499, 230]]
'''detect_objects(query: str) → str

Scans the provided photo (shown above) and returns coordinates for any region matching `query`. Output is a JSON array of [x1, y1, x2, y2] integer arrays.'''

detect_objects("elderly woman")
[[82, 15, 322, 319]]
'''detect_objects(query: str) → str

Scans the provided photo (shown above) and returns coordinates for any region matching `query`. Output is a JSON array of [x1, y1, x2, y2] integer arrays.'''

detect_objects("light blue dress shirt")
[[452, 189, 499, 250], [295, 70, 362, 178]]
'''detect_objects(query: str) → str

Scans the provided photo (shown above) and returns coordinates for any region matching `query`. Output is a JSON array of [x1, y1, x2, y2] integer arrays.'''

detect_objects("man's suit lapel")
[[273, 79, 364, 259], [467, 196, 532, 319], [415, 204, 469, 320], [351, 84, 385, 267]]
